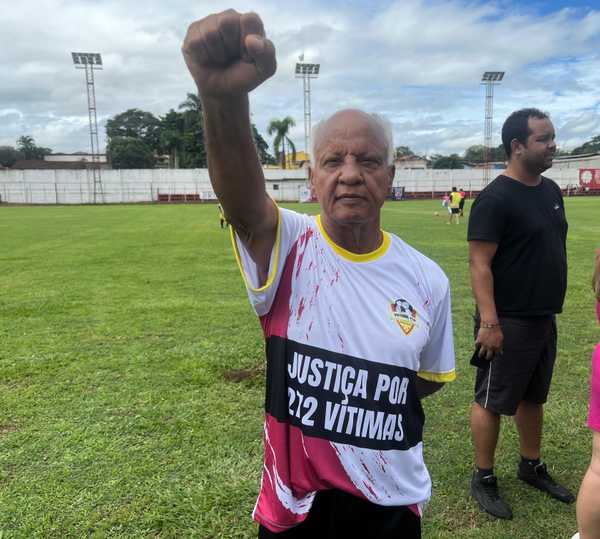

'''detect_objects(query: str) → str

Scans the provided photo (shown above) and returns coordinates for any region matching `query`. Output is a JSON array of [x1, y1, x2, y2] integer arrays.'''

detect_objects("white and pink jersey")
[[231, 208, 456, 533]]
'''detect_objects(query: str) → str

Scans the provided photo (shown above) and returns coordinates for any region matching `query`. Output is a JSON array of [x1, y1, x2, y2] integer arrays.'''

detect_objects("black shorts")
[[459, 199, 465, 209], [473, 316, 556, 416], [258, 489, 421, 538], [451, 208, 460, 214]]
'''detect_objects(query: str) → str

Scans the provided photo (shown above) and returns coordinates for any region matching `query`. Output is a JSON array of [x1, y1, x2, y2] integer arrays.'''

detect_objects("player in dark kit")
[[467, 108, 574, 520]]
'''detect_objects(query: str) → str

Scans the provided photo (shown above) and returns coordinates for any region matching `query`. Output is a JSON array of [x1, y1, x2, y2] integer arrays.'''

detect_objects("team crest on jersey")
[[390, 299, 417, 335]]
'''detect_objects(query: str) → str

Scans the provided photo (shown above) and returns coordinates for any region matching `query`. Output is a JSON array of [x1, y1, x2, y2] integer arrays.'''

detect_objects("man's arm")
[[469, 240, 503, 360], [182, 10, 278, 282], [416, 378, 444, 399]]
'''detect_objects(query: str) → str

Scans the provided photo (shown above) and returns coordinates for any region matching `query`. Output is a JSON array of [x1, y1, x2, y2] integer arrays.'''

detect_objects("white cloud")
[[0, 0, 599, 155]]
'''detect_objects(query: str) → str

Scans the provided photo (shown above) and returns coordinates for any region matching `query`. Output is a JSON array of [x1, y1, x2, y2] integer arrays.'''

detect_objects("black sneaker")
[[470, 472, 513, 520], [517, 462, 575, 503]]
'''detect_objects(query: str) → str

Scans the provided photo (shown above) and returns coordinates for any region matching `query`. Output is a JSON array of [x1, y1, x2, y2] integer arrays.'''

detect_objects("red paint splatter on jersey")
[[295, 228, 314, 279], [297, 297, 306, 321], [254, 416, 364, 532], [309, 284, 320, 309], [362, 480, 378, 499], [260, 242, 297, 339]]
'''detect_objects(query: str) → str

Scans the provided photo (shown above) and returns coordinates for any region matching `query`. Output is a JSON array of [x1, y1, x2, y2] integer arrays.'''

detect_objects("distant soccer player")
[[458, 187, 466, 217], [468, 108, 573, 520], [448, 187, 461, 224], [217, 203, 227, 229]]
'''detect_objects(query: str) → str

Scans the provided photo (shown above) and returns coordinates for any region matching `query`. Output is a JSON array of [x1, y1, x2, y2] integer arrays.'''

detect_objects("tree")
[[572, 135, 600, 155], [394, 146, 414, 159], [464, 144, 506, 163], [107, 137, 155, 169], [159, 109, 185, 168], [105, 109, 161, 152], [491, 144, 507, 161], [464, 144, 486, 163], [107, 94, 273, 170], [178, 92, 202, 116], [267, 117, 296, 169], [0, 146, 23, 167], [177, 94, 207, 168], [431, 154, 464, 169], [252, 125, 276, 165], [16, 136, 52, 160]]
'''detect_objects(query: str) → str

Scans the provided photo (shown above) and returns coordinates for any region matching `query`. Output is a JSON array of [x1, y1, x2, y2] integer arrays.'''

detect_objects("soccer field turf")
[[0, 198, 598, 538]]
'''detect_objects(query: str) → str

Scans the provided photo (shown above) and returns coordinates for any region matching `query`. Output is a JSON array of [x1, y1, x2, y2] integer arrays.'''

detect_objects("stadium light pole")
[[295, 58, 320, 161], [481, 71, 504, 186], [72, 52, 103, 203]]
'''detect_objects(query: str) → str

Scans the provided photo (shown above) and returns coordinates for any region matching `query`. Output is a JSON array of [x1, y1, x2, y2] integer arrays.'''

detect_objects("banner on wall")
[[579, 169, 600, 190]]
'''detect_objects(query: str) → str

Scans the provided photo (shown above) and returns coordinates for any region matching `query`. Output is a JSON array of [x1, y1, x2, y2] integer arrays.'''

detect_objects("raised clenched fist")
[[182, 10, 277, 98]]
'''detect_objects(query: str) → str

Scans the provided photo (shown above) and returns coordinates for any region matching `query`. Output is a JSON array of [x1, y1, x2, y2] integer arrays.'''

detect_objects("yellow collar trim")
[[316, 215, 390, 262]]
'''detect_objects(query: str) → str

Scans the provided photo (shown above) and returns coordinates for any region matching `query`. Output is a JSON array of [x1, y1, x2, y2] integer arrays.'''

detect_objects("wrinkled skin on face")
[[309, 110, 395, 252]]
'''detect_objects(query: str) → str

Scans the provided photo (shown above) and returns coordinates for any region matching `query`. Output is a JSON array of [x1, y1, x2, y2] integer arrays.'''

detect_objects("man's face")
[[517, 117, 556, 174], [309, 111, 394, 228]]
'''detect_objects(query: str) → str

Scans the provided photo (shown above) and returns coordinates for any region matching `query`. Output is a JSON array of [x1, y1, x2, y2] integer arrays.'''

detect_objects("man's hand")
[[475, 325, 503, 360], [182, 10, 277, 98]]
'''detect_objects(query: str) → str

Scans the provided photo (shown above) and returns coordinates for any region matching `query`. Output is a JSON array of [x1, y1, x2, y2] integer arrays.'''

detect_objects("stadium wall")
[[0, 166, 585, 204]]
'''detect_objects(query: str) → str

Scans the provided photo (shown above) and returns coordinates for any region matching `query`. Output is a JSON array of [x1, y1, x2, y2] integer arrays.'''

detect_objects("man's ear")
[[387, 165, 395, 193], [511, 138, 522, 157]]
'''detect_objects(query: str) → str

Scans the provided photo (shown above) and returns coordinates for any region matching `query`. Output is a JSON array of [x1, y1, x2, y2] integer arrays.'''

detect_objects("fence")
[[0, 166, 585, 204]]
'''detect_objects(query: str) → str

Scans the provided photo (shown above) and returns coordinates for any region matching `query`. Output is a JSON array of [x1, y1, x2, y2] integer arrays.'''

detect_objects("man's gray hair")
[[310, 111, 395, 165]]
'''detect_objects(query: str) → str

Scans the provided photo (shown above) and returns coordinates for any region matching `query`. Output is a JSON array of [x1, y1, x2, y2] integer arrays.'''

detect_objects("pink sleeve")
[[588, 343, 600, 432]]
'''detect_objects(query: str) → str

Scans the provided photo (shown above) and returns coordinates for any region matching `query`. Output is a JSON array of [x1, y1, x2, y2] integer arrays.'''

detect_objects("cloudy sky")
[[1, 0, 600, 157]]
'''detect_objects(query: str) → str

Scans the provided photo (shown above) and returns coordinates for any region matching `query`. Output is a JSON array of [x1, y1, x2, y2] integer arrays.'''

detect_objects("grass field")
[[0, 198, 598, 538]]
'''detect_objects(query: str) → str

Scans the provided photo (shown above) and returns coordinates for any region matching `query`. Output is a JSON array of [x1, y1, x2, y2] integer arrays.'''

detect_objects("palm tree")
[[267, 117, 296, 169], [160, 109, 185, 168], [178, 92, 202, 115], [178, 93, 203, 131]]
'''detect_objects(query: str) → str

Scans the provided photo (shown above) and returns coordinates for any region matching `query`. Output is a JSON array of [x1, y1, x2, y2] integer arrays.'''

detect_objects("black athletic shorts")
[[459, 199, 465, 209], [473, 315, 556, 416], [258, 489, 421, 538], [451, 208, 460, 214]]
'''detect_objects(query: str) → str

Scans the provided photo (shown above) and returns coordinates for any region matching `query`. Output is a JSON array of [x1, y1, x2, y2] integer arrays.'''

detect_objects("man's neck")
[[503, 162, 542, 186], [320, 215, 383, 254]]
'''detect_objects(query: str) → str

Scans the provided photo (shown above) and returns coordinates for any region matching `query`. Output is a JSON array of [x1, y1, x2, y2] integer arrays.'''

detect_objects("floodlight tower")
[[295, 58, 320, 160], [481, 71, 505, 186], [72, 52, 103, 203]]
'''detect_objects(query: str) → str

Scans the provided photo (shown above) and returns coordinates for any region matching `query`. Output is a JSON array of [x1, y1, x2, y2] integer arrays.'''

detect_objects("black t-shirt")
[[467, 174, 568, 316]]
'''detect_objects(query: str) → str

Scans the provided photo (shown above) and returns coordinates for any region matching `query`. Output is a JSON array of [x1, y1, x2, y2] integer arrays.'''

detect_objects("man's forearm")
[[416, 378, 444, 399], [202, 94, 270, 229], [470, 262, 499, 323]]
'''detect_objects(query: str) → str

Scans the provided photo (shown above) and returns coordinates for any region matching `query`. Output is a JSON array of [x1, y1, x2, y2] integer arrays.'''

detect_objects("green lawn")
[[0, 198, 598, 538]]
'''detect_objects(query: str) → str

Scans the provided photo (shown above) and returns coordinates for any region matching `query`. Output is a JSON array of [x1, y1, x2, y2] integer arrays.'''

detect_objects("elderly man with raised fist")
[[182, 10, 456, 538]]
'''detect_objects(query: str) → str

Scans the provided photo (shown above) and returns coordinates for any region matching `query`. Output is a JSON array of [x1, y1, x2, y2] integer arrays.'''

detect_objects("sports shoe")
[[517, 462, 575, 503], [470, 472, 513, 519]]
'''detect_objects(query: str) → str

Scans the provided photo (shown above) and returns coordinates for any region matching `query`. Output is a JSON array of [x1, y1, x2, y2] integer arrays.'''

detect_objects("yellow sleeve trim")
[[417, 370, 456, 383], [229, 206, 282, 293], [316, 215, 390, 262]]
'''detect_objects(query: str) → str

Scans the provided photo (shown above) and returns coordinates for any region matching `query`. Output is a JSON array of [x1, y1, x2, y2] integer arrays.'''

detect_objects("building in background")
[[264, 150, 310, 170], [551, 152, 600, 170], [394, 155, 429, 169]]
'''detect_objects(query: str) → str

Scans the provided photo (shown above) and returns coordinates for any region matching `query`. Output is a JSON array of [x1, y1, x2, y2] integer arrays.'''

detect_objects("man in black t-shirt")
[[467, 108, 574, 520]]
